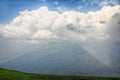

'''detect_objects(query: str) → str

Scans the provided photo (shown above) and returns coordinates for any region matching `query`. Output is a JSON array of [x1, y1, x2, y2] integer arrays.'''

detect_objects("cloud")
[[99, 0, 119, 7], [56, 6, 68, 13], [39, 0, 46, 2], [54, 2, 58, 5], [0, 5, 120, 42], [77, 5, 83, 10], [82, 0, 119, 8], [107, 12, 120, 41]]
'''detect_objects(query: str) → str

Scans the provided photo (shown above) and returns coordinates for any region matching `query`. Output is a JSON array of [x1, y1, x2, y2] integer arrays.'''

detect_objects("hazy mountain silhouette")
[[0, 40, 113, 76]]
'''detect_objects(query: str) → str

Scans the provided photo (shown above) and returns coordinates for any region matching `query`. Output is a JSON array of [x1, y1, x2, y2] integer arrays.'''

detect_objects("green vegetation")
[[0, 68, 120, 80]]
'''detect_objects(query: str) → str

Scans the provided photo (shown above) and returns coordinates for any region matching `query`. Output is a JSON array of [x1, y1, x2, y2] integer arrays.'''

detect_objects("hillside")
[[0, 68, 120, 80], [0, 40, 114, 76]]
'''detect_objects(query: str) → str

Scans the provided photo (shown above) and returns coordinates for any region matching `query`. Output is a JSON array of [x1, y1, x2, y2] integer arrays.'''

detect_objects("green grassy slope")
[[0, 68, 120, 80]]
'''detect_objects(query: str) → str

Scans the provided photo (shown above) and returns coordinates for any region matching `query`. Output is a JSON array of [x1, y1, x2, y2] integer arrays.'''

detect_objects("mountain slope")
[[0, 40, 114, 76]]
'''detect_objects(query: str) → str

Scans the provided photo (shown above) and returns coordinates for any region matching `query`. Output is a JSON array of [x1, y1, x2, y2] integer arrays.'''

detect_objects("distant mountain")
[[85, 41, 120, 74], [106, 41, 120, 73], [0, 40, 116, 76]]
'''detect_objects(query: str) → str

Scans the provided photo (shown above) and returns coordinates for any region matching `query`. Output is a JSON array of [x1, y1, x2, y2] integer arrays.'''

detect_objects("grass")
[[0, 68, 120, 80]]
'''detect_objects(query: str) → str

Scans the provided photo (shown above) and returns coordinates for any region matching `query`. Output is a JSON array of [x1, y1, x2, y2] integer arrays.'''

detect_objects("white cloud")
[[82, 0, 119, 8], [77, 5, 83, 10], [56, 6, 68, 13], [99, 0, 119, 7], [0, 5, 120, 42]]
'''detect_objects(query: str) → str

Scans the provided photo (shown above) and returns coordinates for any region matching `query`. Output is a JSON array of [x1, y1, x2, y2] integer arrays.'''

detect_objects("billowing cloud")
[[0, 5, 120, 42]]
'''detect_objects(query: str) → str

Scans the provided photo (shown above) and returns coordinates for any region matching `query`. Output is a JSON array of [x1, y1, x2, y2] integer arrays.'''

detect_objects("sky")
[[0, 0, 120, 49], [0, 0, 120, 76], [0, 0, 120, 42], [0, 0, 120, 23]]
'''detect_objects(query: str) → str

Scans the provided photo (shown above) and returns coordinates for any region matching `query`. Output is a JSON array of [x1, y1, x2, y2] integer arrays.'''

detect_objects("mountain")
[[85, 41, 120, 74], [0, 40, 115, 76], [107, 41, 120, 73]]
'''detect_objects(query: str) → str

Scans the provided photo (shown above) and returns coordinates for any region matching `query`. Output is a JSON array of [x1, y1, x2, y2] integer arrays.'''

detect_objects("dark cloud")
[[107, 12, 120, 40]]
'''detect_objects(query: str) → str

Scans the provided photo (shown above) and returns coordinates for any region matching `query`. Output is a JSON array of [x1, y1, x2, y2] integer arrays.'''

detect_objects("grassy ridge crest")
[[0, 68, 120, 80]]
